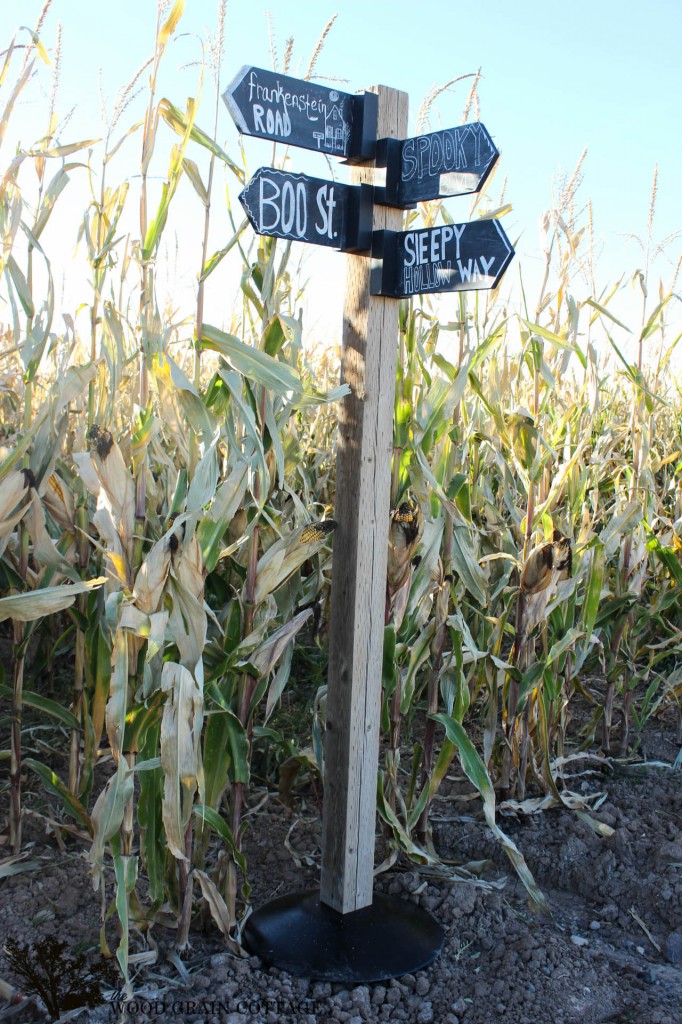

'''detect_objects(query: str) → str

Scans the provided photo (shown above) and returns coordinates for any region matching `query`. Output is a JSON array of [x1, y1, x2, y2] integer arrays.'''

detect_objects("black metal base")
[[243, 890, 444, 983]]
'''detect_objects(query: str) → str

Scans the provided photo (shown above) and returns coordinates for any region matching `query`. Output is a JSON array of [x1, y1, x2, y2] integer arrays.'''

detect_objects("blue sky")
[[3, 0, 681, 354]]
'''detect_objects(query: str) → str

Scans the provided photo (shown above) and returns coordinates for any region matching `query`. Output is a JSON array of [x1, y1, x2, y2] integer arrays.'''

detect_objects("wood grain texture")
[[320, 85, 408, 914]]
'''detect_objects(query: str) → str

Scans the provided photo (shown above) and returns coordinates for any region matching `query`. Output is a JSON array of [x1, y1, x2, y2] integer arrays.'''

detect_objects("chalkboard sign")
[[370, 219, 514, 297], [224, 66, 377, 162], [381, 123, 498, 206], [240, 168, 373, 252]]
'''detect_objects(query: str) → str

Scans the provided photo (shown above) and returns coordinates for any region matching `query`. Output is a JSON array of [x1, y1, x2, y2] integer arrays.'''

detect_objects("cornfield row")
[[1, 1, 681, 990]]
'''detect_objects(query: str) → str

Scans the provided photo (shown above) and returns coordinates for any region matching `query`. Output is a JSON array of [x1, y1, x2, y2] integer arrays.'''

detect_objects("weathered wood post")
[[320, 84, 409, 913]]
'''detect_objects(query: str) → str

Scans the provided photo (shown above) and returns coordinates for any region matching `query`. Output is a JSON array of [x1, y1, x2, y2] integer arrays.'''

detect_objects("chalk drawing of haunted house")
[[324, 104, 351, 154]]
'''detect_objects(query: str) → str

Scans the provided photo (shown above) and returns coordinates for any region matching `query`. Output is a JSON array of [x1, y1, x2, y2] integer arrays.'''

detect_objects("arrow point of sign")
[[238, 173, 261, 232], [477, 123, 500, 192], [222, 65, 250, 133], [490, 219, 515, 287]]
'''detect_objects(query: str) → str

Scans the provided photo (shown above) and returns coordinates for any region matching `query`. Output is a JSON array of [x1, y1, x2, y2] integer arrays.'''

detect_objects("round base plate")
[[243, 889, 444, 983]]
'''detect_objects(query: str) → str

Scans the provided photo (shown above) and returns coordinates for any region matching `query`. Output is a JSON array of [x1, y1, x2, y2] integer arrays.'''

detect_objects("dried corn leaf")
[[168, 535, 206, 672], [602, 501, 642, 560], [0, 468, 31, 538], [91, 436, 135, 558], [93, 506, 128, 585], [118, 604, 152, 635], [25, 492, 78, 580], [133, 535, 172, 615], [194, 869, 247, 956], [73, 451, 101, 497], [42, 471, 75, 532], [105, 627, 129, 759], [160, 662, 204, 861], [53, 363, 98, 415], [238, 607, 312, 679], [0, 853, 40, 878], [159, 0, 186, 47], [0, 576, 106, 622], [87, 760, 134, 890]]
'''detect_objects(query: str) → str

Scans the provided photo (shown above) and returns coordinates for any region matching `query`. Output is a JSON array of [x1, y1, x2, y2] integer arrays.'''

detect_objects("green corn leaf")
[[182, 156, 208, 206], [206, 324, 306, 395], [586, 298, 631, 332], [431, 713, 548, 913], [0, 684, 79, 729], [24, 758, 92, 832], [159, 97, 244, 181], [217, 368, 269, 504], [6, 256, 34, 317], [122, 692, 164, 754], [201, 712, 234, 812], [137, 722, 165, 904], [201, 219, 248, 281], [640, 295, 671, 342], [522, 320, 587, 369], [450, 522, 488, 605], [198, 461, 249, 572], [113, 854, 137, 992], [645, 526, 682, 586], [382, 624, 397, 697], [202, 323, 350, 408], [547, 627, 584, 663], [581, 543, 605, 639], [225, 709, 250, 785], [32, 167, 72, 239], [376, 773, 435, 863], [194, 805, 247, 875], [143, 97, 197, 258]]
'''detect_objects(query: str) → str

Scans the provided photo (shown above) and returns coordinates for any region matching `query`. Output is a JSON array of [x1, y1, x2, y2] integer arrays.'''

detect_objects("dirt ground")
[[1, 716, 680, 1024]]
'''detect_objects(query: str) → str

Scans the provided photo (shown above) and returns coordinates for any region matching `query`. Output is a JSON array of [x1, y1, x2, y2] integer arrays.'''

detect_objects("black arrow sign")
[[370, 219, 514, 298], [224, 66, 377, 162], [379, 123, 498, 207], [239, 168, 373, 253]]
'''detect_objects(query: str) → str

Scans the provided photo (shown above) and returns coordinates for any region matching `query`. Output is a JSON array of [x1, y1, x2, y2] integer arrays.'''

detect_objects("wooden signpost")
[[319, 84, 408, 916], [224, 65, 514, 982]]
